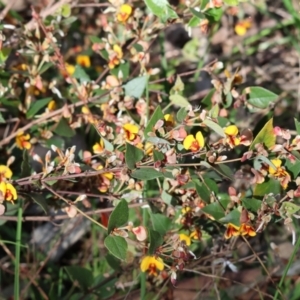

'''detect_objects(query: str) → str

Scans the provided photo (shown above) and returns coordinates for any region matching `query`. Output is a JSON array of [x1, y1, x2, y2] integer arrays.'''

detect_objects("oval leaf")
[[169, 94, 190, 108], [201, 199, 230, 220], [124, 76, 147, 98], [107, 199, 129, 234], [145, 105, 164, 136], [148, 229, 163, 255], [203, 119, 226, 137], [245, 86, 278, 109], [131, 168, 163, 180], [125, 143, 144, 170], [65, 266, 94, 290], [104, 236, 127, 261], [26, 98, 52, 118], [249, 118, 275, 150]]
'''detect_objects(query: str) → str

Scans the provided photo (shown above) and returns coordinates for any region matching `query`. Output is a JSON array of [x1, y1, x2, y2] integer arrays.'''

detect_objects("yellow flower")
[[64, 63, 75, 76], [0, 165, 12, 180], [164, 114, 174, 126], [93, 139, 105, 154], [224, 125, 241, 147], [76, 55, 91, 68], [235, 19, 252, 36], [179, 233, 191, 246], [224, 223, 241, 239], [16, 132, 31, 150], [240, 224, 256, 237], [47, 100, 56, 111], [0, 182, 17, 203], [268, 159, 283, 175], [117, 4, 132, 23], [224, 223, 256, 239], [190, 230, 201, 240], [140, 256, 164, 276], [108, 45, 123, 69], [123, 123, 139, 141], [183, 132, 204, 152]]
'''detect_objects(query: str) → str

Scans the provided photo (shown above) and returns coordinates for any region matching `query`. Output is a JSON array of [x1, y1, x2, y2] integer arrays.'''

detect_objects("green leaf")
[[21, 149, 31, 177], [253, 155, 276, 171], [176, 107, 188, 123], [205, 7, 223, 22], [285, 157, 300, 178], [54, 118, 76, 137], [89, 35, 102, 43], [295, 118, 300, 135], [244, 87, 278, 109], [148, 229, 163, 255], [169, 94, 190, 108], [212, 164, 234, 181], [201, 199, 230, 220], [202, 88, 216, 109], [242, 198, 262, 212], [144, 105, 164, 137], [131, 168, 163, 180], [0, 48, 11, 64], [107, 199, 129, 234], [30, 193, 48, 215], [104, 236, 127, 261], [170, 75, 184, 94], [65, 266, 94, 290], [151, 214, 171, 235], [125, 143, 144, 170], [249, 118, 275, 150], [124, 76, 147, 98], [144, 0, 177, 22], [254, 178, 281, 197], [26, 97, 52, 118], [188, 15, 201, 27], [105, 253, 121, 270], [153, 150, 165, 162], [209, 104, 220, 119], [219, 209, 241, 226], [203, 119, 226, 137], [111, 61, 130, 81], [190, 7, 206, 19], [146, 136, 170, 145], [194, 181, 210, 203], [73, 65, 90, 81], [102, 136, 114, 152]]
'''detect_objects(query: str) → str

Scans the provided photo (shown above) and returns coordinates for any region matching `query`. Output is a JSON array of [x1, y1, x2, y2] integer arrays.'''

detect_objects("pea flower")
[[140, 256, 164, 276], [225, 223, 256, 239], [117, 4, 132, 23], [164, 114, 174, 126], [268, 158, 291, 189], [235, 19, 252, 36], [123, 123, 139, 141], [0, 182, 17, 203], [132, 226, 147, 241], [224, 125, 240, 147], [108, 45, 123, 69], [179, 233, 191, 246], [93, 139, 105, 154], [76, 55, 91, 68], [0, 165, 12, 181], [64, 63, 75, 76], [183, 131, 204, 152], [16, 132, 31, 150], [47, 100, 56, 112]]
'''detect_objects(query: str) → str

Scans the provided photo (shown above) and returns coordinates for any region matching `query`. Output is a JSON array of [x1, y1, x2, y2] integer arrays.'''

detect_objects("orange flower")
[[108, 45, 123, 69], [117, 4, 132, 23], [140, 256, 164, 276], [225, 223, 256, 239], [93, 139, 105, 154], [183, 132, 204, 152], [76, 55, 91, 68], [16, 132, 31, 150], [123, 123, 139, 141], [224, 223, 240, 239], [0, 182, 17, 203], [235, 19, 252, 36]]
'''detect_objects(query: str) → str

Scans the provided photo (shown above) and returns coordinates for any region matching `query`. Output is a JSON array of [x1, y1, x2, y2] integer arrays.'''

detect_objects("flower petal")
[[183, 135, 195, 150]]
